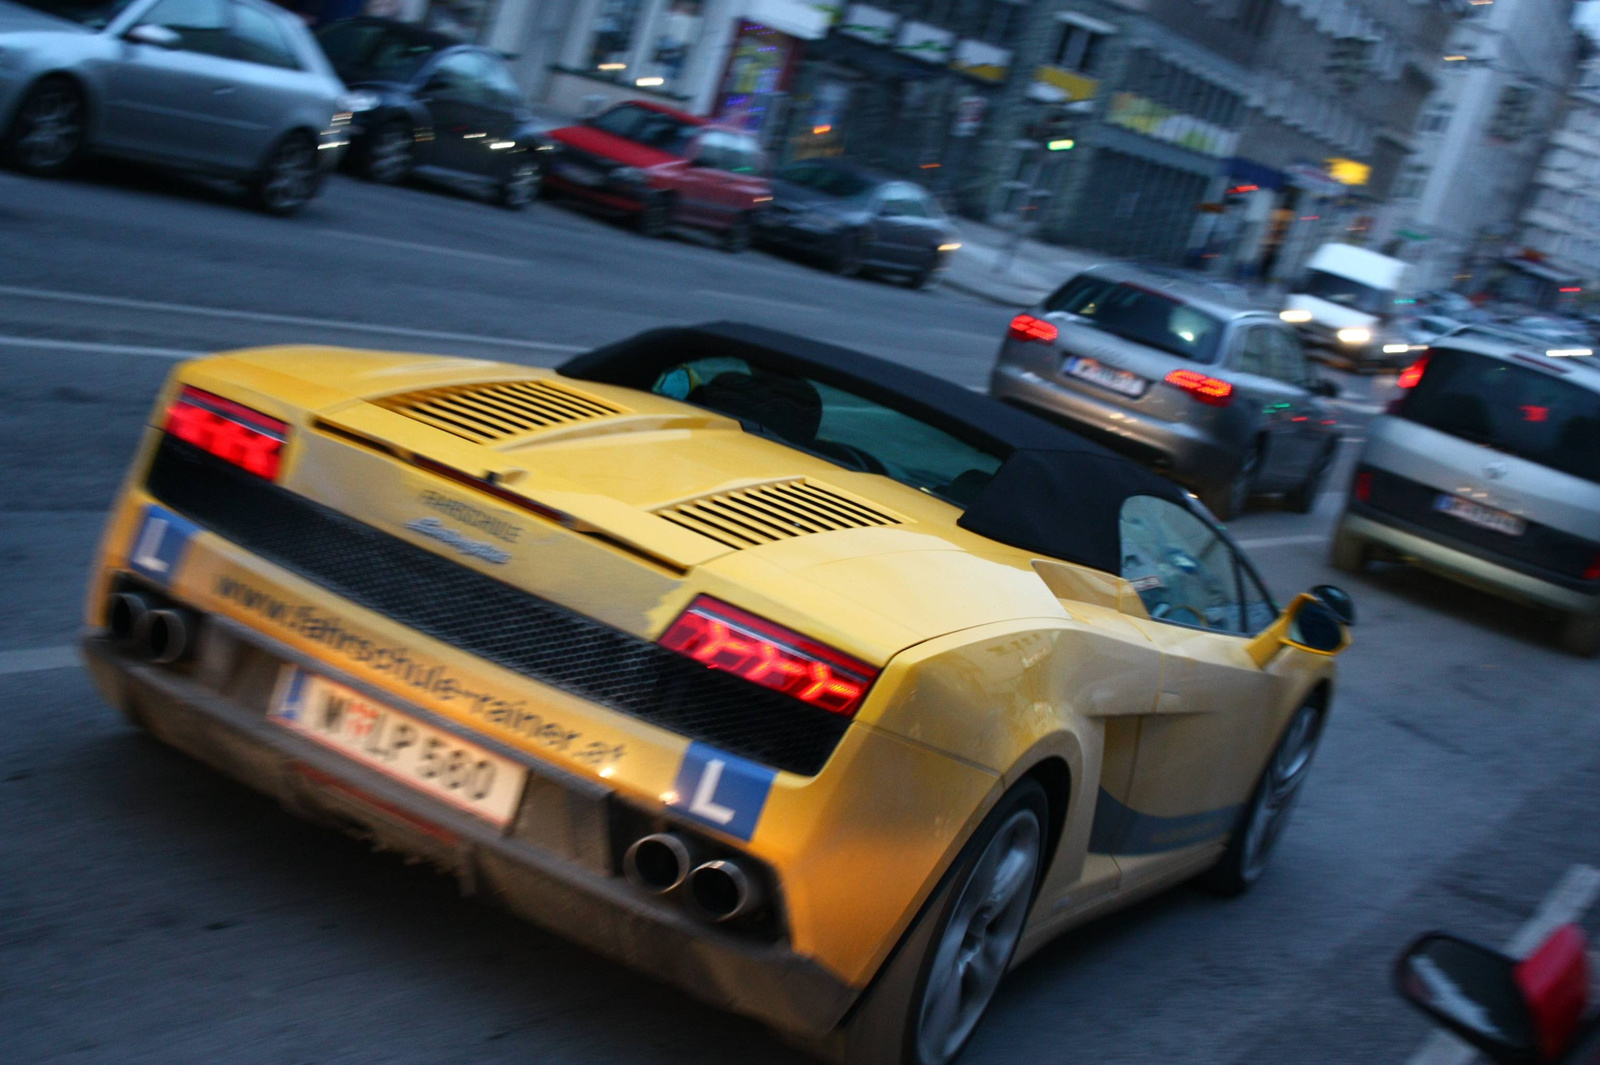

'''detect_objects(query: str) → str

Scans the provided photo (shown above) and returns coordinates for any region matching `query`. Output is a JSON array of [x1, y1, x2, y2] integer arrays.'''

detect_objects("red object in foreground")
[[659, 595, 878, 717], [1514, 924, 1590, 1063], [1354, 470, 1373, 503], [1584, 551, 1600, 581], [1008, 313, 1059, 344], [164, 386, 286, 480], [1398, 355, 1430, 389], [1164, 368, 1234, 406]]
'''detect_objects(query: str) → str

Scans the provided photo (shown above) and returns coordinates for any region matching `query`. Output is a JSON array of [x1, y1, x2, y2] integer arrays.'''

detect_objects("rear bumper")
[[989, 361, 1237, 489], [1339, 511, 1600, 616], [80, 623, 856, 1036]]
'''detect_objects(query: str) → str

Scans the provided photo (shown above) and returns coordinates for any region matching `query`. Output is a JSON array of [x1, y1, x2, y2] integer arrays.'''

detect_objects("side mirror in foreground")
[[1244, 592, 1352, 665], [1310, 583, 1355, 625]]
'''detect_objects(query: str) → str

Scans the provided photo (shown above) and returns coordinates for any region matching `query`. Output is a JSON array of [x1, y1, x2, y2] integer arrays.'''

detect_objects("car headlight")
[[1280, 309, 1313, 323], [337, 90, 381, 114], [1337, 327, 1371, 345]]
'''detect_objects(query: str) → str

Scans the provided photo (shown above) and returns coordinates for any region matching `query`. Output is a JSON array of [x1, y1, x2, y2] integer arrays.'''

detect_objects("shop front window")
[[588, 0, 644, 79], [633, 0, 702, 90]]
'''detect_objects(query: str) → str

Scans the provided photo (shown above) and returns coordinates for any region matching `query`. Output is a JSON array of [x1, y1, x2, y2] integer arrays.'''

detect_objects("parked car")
[[545, 100, 768, 250], [1332, 336, 1600, 655], [755, 158, 960, 286], [991, 265, 1342, 520], [315, 17, 546, 209], [1280, 242, 1411, 371], [0, 0, 345, 213]]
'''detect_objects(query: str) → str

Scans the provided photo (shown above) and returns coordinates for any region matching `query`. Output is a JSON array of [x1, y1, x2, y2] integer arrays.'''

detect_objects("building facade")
[[1514, 50, 1600, 300]]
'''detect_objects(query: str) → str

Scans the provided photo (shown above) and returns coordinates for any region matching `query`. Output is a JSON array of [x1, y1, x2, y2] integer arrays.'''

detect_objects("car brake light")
[[1008, 313, 1059, 343], [164, 385, 286, 480], [1584, 551, 1600, 581], [1354, 470, 1373, 502], [1397, 355, 1430, 389], [1514, 924, 1590, 1064], [658, 595, 878, 717], [1164, 369, 1234, 406]]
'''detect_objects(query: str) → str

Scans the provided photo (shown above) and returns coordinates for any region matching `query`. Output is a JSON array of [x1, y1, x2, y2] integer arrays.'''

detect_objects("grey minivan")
[[1332, 337, 1600, 655], [990, 265, 1343, 520], [0, 0, 345, 213]]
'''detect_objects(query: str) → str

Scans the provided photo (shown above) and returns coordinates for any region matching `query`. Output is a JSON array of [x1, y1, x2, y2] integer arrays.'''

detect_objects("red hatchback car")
[[546, 101, 771, 251]]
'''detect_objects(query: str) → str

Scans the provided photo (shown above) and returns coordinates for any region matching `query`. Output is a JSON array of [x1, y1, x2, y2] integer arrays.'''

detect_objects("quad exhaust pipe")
[[108, 592, 196, 665]]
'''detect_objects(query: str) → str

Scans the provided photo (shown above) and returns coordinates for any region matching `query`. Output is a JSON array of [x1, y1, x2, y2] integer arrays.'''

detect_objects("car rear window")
[[651, 357, 1003, 506], [1397, 348, 1600, 485], [317, 22, 440, 82], [588, 104, 696, 154], [1044, 276, 1225, 363]]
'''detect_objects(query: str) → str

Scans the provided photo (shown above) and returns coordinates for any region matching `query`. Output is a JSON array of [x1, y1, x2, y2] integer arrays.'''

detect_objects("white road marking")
[[323, 230, 533, 268], [0, 645, 80, 676], [1405, 864, 1600, 1065], [0, 284, 585, 353], [693, 288, 827, 314], [1233, 534, 1327, 549], [0, 334, 199, 359]]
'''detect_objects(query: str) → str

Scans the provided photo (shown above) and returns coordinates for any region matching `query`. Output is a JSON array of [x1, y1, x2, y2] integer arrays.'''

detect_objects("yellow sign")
[[1326, 157, 1370, 186], [1034, 65, 1099, 102]]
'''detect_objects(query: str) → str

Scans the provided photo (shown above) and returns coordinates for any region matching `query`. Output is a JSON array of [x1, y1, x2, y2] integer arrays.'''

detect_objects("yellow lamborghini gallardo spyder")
[[82, 323, 1352, 1064]]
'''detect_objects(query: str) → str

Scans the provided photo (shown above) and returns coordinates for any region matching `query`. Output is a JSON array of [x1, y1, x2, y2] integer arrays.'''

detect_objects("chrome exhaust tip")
[[685, 859, 765, 923], [137, 607, 195, 665], [108, 592, 152, 647], [623, 833, 697, 894]]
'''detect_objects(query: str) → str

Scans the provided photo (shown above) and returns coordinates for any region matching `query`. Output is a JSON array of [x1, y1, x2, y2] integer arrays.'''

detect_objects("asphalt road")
[[3, 163, 1596, 1065]]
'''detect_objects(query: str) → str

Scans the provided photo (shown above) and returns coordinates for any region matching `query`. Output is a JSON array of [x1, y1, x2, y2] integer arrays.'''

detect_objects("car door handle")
[[212, 85, 236, 96]]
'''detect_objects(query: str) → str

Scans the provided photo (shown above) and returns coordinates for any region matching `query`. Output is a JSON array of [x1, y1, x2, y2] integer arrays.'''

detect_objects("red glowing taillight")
[[1584, 552, 1600, 581], [1164, 369, 1234, 406], [658, 595, 878, 717], [1008, 313, 1059, 344], [1397, 355, 1430, 389], [1354, 470, 1373, 503], [164, 386, 287, 480]]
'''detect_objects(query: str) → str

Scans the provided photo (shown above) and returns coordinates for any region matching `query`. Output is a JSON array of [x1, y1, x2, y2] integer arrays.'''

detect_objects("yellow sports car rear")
[[82, 323, 1351, 1065]]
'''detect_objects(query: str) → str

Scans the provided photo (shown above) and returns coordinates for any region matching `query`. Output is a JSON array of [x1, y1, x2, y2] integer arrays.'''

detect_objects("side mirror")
[[126, 23, 181, 48], [1395, 933, 1537, 1064], [1311, 378, 1340, 399], [1310, 584, 1355, 625], [1286, 596, 1347, 654]]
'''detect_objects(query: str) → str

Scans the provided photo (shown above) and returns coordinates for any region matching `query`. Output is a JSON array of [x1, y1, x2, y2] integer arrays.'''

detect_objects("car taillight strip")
[[1008, 313, 1059, 343], [1164, 369, 1234, 406], [1397, 354, 1430, 389], [164, 386, 287, 480], [659, 595, 878, 717]]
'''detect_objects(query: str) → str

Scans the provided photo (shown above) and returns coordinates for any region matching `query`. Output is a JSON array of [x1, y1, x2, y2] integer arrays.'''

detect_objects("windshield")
[[316, 23, 441, 82], [1044, 276, 1225, 363], [12, 0, 139, 28], [1297, 268, 1391, 316], [775, 163, 874, 199], [588, 104, 696, 154], [1398, 348, 1600, 485], [651, 357, 1004, 506]]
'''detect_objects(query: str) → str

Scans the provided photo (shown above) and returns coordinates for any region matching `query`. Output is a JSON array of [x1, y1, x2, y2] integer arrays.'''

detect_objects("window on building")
[[1395, 162, 1430, 201], [1417, 100, 1453, 135], [1052, 22, 1104, 74], [981, 0, 1025, 48], [587, 0, 645, 78]]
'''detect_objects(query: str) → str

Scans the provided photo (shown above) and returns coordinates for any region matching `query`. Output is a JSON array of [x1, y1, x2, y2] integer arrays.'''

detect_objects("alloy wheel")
[[1239, 704, 1322, 882], [367, 123, 412, 184], [13, 80, 84, 174], [1228, 444, 1262, 519], [258, 135, 316, 215], [640, 196, 670, 237], [500, 161, 538, 208], [916, 807, 1041, 1065]]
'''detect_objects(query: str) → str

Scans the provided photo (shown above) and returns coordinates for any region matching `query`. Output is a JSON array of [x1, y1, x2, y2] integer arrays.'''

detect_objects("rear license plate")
[[557, 162, 604, 187], [1064, 355, 1147, 398], [269, 667, 527, 826], [1433, 494, 1526, 537]]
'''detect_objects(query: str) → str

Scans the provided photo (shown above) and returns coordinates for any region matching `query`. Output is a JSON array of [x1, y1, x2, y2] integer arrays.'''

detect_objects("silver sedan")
[[1, 0, 346, 213]]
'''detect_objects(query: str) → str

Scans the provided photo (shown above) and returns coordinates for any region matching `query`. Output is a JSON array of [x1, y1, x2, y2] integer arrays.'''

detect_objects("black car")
[[316, 18, 548, 209], [755, 160, 959, 287]]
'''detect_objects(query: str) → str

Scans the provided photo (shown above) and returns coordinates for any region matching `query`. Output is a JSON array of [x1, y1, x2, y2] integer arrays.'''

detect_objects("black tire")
[[638, 193, 672, 237], [249, 131, 320, 216], [1202, 441, 1262, 522], [804, 778, 1048, 1065], [1284, 441, 1335, 514], [1329, 524, 1369, 573], [1200, 700, 1325, 897], [832, 231, 864, 277], [496, 158, 539, 210], [360, 119, 412, 185], [4, 76, 87, 176], [906, 256, 938, 290], [722, 212, 752, 253], [1559, 613, 1600, 657]]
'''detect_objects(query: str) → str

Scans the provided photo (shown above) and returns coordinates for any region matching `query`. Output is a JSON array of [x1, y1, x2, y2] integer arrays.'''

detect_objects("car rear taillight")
[[1397, 354, 1430, 389], [1008, 314, 1059, 344], [1164, 369, 1234, 406], [1514, 924, 1590, 1064], [658, 595, 878, 717], [164, 386, 287, 480], [1354, 470, 1373, 503], [1584, 552, 1600, 581]]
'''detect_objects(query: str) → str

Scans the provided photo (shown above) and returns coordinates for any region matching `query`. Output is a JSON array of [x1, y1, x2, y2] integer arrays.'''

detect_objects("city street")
[[2, 165, 1597, 1065]]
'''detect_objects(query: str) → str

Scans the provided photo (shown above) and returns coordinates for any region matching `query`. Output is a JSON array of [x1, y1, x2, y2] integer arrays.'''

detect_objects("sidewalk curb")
[[938, 272, 1046, 308]]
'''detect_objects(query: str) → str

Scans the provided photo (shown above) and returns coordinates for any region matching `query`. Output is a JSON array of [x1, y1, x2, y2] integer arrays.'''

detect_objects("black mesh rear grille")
[[145, 436, 850, 775]]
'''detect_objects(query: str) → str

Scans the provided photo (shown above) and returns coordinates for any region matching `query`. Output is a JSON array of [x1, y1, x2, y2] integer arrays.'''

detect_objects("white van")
[[1280, 243, 1411, 370]]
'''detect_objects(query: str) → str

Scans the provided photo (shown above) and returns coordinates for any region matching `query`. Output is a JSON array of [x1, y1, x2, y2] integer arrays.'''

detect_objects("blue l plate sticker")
[[669, 742, 776, 842], [128, 504, 199, 587]]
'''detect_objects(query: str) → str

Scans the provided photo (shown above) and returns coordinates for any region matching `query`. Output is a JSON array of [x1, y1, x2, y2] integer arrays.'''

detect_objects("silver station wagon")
[[1332, 337, 1600, 655], [0, 0, 345, 213], [989, 265, 1343, 520]]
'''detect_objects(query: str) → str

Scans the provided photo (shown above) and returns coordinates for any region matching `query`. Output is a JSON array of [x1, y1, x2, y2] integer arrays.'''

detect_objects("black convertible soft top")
[[558, 322, 1189, 574]]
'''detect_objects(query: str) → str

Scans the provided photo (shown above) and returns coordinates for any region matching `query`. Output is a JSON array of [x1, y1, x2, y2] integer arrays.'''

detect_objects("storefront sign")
[[1325, 157, 1370, 186], [952, 38, 1008, 82], [1105, 92, 1238, 158], [745, 0, 831, 40], [1030, 65, 1097, 103], [895, 20, 953, 64], [838, 3, 896, 46]]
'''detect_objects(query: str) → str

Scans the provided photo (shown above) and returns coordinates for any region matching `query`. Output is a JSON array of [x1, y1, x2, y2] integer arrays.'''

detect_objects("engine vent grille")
[[655, 480, 906, 549], [373, 379, 626, 444]]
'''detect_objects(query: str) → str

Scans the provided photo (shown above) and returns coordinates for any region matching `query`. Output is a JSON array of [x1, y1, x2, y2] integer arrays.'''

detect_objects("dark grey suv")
[[990, 266, 1343, 520]]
